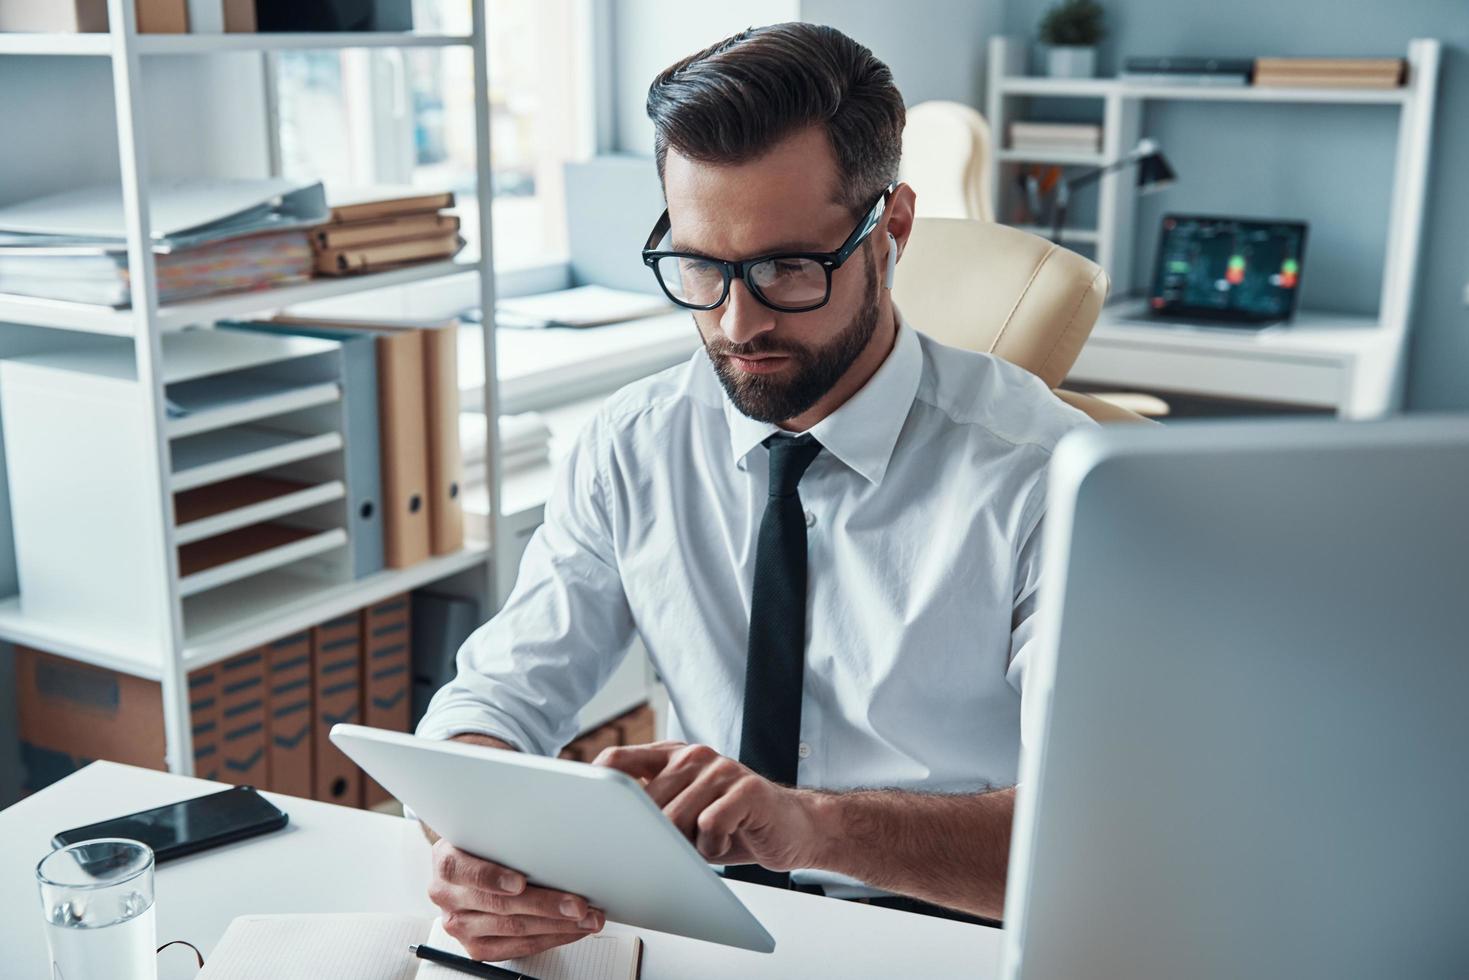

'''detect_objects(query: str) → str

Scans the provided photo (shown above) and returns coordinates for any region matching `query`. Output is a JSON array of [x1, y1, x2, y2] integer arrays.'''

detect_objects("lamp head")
[[1133, 140, 1177, 195]]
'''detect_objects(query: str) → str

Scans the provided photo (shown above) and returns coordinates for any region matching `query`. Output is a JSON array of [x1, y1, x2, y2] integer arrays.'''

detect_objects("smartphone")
[[51, 785, 288, 864]]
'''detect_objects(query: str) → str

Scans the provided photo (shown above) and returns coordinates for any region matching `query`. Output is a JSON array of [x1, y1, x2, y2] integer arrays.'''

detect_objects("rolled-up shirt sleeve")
[[1004, 472, 1048, 753], [415, 410, 635, 757]]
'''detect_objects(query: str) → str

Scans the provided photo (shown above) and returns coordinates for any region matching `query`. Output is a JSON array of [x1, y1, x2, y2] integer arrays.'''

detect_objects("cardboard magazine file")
[[312, 613, 364, 806], [215, 648, 269, 787], [361, 593, 412, 807], [14, 647, 166, 794], [265, 631, 314, 798], [189, 663, 223, 782]]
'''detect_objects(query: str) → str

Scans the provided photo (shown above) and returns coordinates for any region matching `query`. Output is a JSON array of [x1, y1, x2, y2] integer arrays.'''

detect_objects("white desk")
[[0, 763, 1002, 980], [462, 312, 700, 416], [1070, 301, 1394, 417]]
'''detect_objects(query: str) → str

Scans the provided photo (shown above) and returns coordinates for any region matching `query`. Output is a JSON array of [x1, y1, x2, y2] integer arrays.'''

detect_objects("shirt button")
[[804, 511, 816, 528], [798, 742, 812, 760]]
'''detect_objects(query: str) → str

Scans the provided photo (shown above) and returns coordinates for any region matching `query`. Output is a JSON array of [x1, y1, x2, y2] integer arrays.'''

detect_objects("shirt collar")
[[724, 313, 923, 487]]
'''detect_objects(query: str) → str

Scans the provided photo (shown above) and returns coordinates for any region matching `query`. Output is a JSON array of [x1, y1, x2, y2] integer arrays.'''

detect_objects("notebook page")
[[196, 913, 431, 980], [418, 917, 641, 980]]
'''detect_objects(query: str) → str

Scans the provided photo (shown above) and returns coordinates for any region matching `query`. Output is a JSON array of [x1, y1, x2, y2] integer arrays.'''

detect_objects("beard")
[[703, 257, 881, 424]]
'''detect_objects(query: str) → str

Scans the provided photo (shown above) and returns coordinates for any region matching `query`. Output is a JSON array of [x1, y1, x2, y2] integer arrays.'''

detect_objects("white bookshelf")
[[0, 0, 504, 776], [0, 30, 471, 57], [985, 36, 1441, 417]]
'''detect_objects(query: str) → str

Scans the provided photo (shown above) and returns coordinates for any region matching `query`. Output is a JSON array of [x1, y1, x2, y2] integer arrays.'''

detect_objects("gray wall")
[[1003, 0, 1469, 411]]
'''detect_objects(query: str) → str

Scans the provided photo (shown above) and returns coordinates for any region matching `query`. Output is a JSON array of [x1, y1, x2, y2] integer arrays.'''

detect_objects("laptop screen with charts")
[[1147, 214, 1308, 325]]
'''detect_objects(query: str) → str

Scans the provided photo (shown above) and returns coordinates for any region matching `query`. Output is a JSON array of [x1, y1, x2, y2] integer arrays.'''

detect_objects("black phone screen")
[[52, 786, 288, 863]]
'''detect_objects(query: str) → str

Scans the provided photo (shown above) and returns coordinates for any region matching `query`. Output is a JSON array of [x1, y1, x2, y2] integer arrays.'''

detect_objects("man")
[[418, 22, 1090, 962]]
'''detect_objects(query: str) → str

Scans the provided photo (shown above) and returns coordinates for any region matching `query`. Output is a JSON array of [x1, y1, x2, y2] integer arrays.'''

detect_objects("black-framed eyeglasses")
[[641, 182, 895, 314]]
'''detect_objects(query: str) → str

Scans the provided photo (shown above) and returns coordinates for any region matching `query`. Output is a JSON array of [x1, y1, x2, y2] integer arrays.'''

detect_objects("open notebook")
[[196, 914, 642, 980]]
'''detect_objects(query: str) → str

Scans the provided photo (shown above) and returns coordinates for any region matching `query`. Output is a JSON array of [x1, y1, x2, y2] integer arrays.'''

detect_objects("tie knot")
[[764, 434, 823, 497]]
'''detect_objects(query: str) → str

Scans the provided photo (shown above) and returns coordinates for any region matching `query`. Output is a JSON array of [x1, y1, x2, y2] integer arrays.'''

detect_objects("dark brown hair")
[[646, 22, 905, 217]]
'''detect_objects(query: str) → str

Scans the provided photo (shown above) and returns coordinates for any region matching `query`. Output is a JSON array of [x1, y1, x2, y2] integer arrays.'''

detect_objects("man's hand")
[[593, 741, 824, 872], [427, 839, 606, 961], [423, 733, 604, 960]]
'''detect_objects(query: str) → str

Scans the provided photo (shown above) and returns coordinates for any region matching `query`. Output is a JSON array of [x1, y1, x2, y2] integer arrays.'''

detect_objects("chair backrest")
[[891, 218, 1145, 424], [899, 101, 995, 222]]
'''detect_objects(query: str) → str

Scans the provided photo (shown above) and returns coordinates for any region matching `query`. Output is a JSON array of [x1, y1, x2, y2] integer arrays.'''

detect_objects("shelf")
[[1090, 302, 1389, 359], [996, 148, 1105, 167], [996, 75, 1409, 106], [178, 525, 347, 598], [0, 31, 471, 57], [0, 597, 163, 679], [169, 426, 342, 491], [135, 32, 473, 54], [174, 477, 346, 545], [0, 33, 113, 56], [182, 543, 490, 669], [166, 379, 341, 439], [0, 259, 473, 336]]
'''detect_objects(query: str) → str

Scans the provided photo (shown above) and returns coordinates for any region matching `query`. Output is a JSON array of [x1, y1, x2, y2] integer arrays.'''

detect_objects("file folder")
[[271, 316, 441, 568], [265, 631, 314, 798], [222, 321, 387, 579], [311, 613, 364, 807], [421, 322, 464, 555]]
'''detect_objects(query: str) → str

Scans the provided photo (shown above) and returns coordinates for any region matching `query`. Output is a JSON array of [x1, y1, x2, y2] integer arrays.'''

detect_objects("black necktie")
[[728, 434, 823, 888]]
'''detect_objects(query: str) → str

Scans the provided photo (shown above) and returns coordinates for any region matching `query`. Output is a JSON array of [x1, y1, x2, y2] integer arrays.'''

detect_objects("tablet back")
[[330, 724, 775, 953]]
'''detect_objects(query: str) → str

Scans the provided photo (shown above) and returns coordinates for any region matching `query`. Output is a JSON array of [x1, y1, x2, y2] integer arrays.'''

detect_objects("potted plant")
[[1038, 0, 1106, 78]]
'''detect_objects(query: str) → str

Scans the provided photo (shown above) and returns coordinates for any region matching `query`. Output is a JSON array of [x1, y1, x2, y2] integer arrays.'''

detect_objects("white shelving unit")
[[0, 0, 503, 775], [985, 36, 1441, 417]]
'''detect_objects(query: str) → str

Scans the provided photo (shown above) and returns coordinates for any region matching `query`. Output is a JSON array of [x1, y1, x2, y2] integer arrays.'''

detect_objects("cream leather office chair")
[[891, 218, 1153, 424], [899, 101, 996, 222]]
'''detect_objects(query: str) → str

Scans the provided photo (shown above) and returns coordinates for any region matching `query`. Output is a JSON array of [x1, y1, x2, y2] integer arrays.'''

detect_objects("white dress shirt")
[[418, 315, 1091, 892]]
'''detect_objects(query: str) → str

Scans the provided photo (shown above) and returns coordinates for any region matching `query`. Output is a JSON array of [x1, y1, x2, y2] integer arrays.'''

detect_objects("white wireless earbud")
[[884, 232, 899, 289]]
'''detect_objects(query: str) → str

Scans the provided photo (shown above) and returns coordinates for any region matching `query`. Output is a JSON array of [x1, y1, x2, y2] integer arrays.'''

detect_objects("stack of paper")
[[313, 187, 465, 276], [1008, 122, 1102, 155], [495, 285, 673, 330], [461, 410, 554, 479], [0, 178, 326, 307]]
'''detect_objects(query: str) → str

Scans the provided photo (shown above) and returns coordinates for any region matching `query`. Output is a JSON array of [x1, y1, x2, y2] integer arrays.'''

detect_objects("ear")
[[881, 182, 918, 287]]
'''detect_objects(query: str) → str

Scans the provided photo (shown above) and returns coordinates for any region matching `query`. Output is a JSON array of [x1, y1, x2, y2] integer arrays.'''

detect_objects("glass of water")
[[36, 838, 157, 980]]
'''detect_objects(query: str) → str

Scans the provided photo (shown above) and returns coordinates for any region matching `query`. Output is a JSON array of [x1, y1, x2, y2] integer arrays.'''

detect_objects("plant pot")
[[1046, 46, 1097, 78]]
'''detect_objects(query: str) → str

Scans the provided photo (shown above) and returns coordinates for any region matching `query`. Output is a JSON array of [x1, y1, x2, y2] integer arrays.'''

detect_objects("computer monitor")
[[1148, 214, 1308, 325], [1002, 417, 1469, 979]]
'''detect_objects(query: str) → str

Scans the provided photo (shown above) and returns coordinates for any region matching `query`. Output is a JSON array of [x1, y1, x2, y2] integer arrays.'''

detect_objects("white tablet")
[[329, 724, 776, 953]]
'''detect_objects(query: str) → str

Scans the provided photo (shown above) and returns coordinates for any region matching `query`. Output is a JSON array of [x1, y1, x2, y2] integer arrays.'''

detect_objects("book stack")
[[1253, 57, 1405, 89], [1122, 56, 1253, 87], [1008, 121, 1102, 156], [312, 189, 464, 277]]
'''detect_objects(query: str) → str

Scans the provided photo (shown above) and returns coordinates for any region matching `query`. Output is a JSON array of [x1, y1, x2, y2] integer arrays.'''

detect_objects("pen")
[[409, 943, 544, 980]]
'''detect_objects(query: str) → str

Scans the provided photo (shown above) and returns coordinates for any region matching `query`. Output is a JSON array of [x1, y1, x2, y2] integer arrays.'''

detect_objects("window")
[[273, 0, 594, 270]]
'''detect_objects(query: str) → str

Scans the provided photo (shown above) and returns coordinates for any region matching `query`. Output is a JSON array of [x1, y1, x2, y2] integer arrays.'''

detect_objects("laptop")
[[1142, 214, 1309, 327], [1002, 417, 1469, 979]]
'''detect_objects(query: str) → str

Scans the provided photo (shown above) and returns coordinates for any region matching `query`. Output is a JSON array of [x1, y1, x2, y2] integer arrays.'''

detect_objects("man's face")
[[662, 127, 886, 424]]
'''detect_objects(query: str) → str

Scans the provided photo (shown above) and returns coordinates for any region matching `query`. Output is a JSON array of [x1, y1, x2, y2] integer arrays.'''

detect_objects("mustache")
[[705, 336, 805, 359]]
